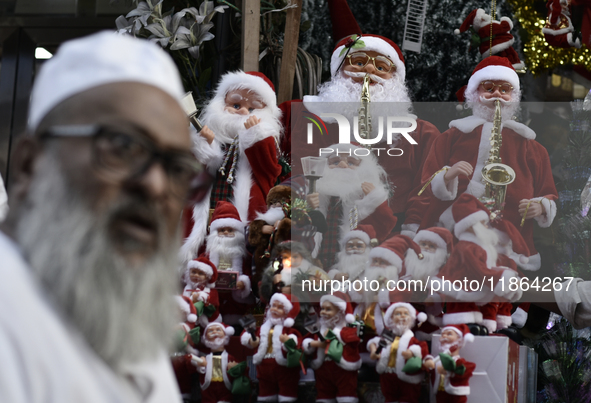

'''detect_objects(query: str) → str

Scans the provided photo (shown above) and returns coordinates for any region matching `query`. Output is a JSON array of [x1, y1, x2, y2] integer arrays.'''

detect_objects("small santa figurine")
[[204, 200, 254, 324], [181, 70, 283, 263], [192, 322, 246, 403], [302, 292, 362, 403], [407, 227, 454, 284], [454, 8, 525, 70], [180, 256, 221, 329], [431, 324, 476, 403], [367, 302, 434, 403], [543, 0, 583, 48], [240, 293, 302, 402]]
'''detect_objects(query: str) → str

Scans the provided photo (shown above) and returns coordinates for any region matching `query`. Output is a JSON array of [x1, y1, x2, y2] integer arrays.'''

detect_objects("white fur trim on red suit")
[[497, 314, 512, 329], [484, 36, 515, 56], [467, 64, 520, 94], [240, 330, 254, 347], [256, 207, 286, 225], [430, 167, 458, 201], [400, 223, 419, 238], [443, 310, 483, 326], [533, 196, 557, 228], [231, 144, 254, 223], [302, 338, 316, 354], [200, 351, 233, 390], [355, 186, 388, 222], [330, 36, 406, 81], [191, 127, 225, 174], [512, 306, 528, 328], [502, 120, 536, 140], [180, 191, 213, 264], [429, 276, 492, 303], [373, 329, 424, 384], [482, 318, 497, 333], [494, 269, 522, 301], [251, 321, 289, 366], [283, 318, 295, 328]]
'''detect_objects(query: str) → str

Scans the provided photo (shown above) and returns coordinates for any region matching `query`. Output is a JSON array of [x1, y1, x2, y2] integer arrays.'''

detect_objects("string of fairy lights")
[[508, 0, 591, 75]]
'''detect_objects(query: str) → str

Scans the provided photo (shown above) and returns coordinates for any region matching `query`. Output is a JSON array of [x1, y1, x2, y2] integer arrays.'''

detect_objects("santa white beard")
[[388, 321, 414, 336], [16, 148, 179, 371], [440, 340, 461, 353], [320, 311, 346, 330], [200, 95, 282, 145], [405, 247, 448, 283], [316, 162, 388, 207], [265, 310, 287, 326], [334, 248, 370, 280], [472, 222, 499, 264], [256, 206, 286, 225], [305, 72, 413, 141], [362, 265, 399, 304], [205, 230, 247, 262], [465, 89, 522, 122], [203, 335, 229, 350]]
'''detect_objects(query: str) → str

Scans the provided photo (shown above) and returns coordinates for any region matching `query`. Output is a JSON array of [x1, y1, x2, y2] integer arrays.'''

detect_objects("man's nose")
[[133, 162, 169, 199], [337, 160, 348, 168], [236, 106, 249, 115], [363, 62, 376, 74]]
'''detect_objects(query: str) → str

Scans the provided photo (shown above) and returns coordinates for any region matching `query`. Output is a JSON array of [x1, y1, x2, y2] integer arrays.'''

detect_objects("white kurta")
[[0, 231, 181, 403]]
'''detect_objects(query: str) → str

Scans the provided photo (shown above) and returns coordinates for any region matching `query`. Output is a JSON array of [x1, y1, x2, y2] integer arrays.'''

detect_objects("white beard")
[[361, 265, 398, 304], [255, 206, 286, 225], [205, 230, 247, 261], [200, 95, 282, 145], [320, 311, 345, 330], [316, 160, 388, 207], [334, 248, 370, 280], [465, 89, 521, 122], [404, 248, 448, 283], [304, 73, 413, 141], [265, 311, 286, 326], [389, 322, 413, 336], [203, 335, 228, 349], [440, 340, 461, 353], [472, 222, 499, 265], [15, 150, 179, 371]]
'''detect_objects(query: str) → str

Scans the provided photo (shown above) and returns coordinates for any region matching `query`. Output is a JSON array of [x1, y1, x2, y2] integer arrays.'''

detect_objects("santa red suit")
[[181, 71, 282, 263], [240, 293, 302, 402], [367, 302, 431, 403], [419, 57, 558, 270], [455, 8, 525, 70], [197, 323, 239, 403], [181, 256, 221, 328], [429, 194, 523, 326], [543, 0, 583, 48], [431, 325, 476, 403], [302, 292, 361, 403]]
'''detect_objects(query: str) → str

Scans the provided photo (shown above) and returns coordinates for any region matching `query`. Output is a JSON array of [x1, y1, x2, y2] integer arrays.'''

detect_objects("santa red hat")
[[186, 255, 218, 285], [204, 321, 235, 338], [414, 227, 454, 254], [177, 295, 198, 324], [212, 70, 277, 110], [454, 8, 482, 35], [441, 324, 475, 346], [321, 291, 355, 324], [209, 201, 244, 234], [452, 194, 491, 237], [466, 56, 520, 95], [384, 302, 427, 329], [330, 34, 406, 81], [327, 0, 362, 43], [341, 224, 377, 248], [270, 293, 300, 328], [370, 235, 422, 270]]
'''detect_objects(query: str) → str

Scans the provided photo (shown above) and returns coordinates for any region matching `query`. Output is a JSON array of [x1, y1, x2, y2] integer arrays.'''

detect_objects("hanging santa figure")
[[179, 255, 221, 329], [181, 70, 282, 263], [431, 324, 476, 403], [191, 322, 240, 403], [454, 8, 526, 70], [543, 0, 583, 48], [240, 293, 302, 402], [367, 302, 434, 403], [302, 291, 362, 403], [204, 201, 253, 325]]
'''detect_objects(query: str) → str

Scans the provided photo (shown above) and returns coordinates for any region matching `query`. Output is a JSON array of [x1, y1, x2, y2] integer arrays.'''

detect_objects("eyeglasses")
[[43, 124, 210, 203], [347, 52, 395, 73], [481, 81, 514, 95]]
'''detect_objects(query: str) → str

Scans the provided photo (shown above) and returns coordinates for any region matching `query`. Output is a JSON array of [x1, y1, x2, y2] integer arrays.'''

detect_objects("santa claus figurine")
[[454, 8, 525, 70], [431, 324, 476, 403], [240, 293, 302, 402], [543, 0, 583, 49], [192, 322, 245, 403], [204, 201, 253, 325], [367, 302, 434, 403], [181, 70, 282, 263], [420, 56, 558, 270], [302, 292, 362, 403], [179, 256, 221, 329], [328, 224, 376, 283]]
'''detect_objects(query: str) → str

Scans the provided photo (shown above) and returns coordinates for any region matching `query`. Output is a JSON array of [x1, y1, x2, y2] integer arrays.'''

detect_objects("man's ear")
[[7, 137, 42, 202]]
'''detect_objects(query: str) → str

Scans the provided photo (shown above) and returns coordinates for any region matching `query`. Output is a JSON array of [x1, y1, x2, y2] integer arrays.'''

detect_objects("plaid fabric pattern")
[[209, 145, 235, 209], [292, 224, 317, 254], [318, 196, 343, 269]]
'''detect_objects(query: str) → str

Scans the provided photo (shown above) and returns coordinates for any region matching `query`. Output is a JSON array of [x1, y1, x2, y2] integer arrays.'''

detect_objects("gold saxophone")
[[357, 74, 372, 149], [480, 99, 516, 212]]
